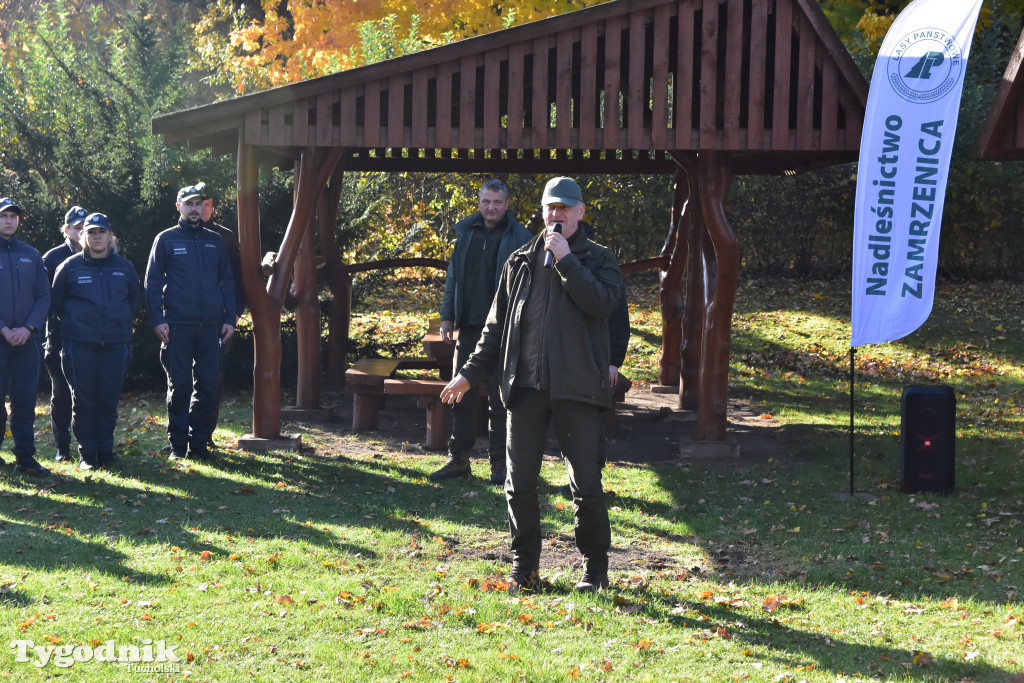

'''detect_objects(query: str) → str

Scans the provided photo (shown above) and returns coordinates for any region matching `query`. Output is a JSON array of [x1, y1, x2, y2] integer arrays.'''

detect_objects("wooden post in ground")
[[657, 166, 688, 390], [237, 142, 342, 449], [695, 151, 737, 441]]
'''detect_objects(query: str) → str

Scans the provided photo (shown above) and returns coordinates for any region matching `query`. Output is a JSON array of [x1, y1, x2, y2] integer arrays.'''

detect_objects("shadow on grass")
[[654, 599, 1019, 681]]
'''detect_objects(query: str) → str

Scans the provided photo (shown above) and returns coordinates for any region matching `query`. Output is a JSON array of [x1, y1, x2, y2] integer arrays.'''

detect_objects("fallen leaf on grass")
[[762, 594, 804, 612], [402, 618, 435, 629]]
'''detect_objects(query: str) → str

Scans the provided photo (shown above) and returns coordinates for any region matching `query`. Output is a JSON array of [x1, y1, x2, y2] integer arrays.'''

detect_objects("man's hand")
[[221, 324, 235, 342], [2, 326, 29, 346], [440, 374, 470, 404], [544, 227, 571, 263], [608, 365, 619, 387], [153, 323, 170, 344], [440, 320, 455, 343]]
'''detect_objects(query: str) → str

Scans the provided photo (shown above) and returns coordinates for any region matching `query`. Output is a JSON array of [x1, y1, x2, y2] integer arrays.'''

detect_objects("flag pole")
[[849, 346, 856, 495]]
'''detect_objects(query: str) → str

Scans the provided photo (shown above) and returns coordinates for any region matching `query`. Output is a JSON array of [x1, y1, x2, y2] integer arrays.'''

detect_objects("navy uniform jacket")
[[51, 251, 141, 345], [42, 238, 77, 351], [0, 235, 50, 336], [144, 220, 236, 327]]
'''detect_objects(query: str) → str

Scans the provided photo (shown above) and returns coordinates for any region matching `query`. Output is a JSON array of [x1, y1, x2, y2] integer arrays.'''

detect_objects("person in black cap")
[[0, 198, 52, 476], [42, 205, 88, 463], [145, 185, 236, 461], [51, 213, 141, 470], [197, 183, 245, 449], [439, 177, 621, 594]]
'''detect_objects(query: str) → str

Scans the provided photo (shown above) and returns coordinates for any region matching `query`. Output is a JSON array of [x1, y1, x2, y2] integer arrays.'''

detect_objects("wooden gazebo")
[[152, 0, 868, 447]]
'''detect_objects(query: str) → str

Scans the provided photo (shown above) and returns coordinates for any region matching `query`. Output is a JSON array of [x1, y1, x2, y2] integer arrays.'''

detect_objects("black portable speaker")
[[900, 385, 956, 494]]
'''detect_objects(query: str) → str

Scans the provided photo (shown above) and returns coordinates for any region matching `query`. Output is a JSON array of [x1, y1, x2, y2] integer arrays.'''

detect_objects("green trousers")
[[506, 388, 610, 573]]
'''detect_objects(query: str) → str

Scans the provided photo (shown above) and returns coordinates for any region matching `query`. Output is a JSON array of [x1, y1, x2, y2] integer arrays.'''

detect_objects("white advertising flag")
[[851, 0, 984, 347]]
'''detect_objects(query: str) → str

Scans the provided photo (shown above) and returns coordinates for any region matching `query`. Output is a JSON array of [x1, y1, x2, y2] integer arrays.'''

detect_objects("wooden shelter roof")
[[977, 27, 1024, 160], [153, 0, 868, 175]]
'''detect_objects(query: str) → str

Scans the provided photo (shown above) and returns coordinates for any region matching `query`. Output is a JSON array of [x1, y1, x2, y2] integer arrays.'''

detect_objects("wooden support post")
[[319, 162, 349, 387], [657, 165, 689, 388], [695, 151, 737, 441], [236, 140, 282, 439], [240, 142, 342, 440], [294, 217, 320, 409], [681, 164, 706, 412]]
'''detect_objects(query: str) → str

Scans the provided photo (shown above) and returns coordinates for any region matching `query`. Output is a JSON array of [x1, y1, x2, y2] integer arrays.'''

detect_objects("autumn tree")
[[190, 0, 610, 94]]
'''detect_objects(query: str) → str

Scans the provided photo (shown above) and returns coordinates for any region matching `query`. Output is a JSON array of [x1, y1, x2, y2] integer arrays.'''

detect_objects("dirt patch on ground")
[[312, 381, 789, 464]]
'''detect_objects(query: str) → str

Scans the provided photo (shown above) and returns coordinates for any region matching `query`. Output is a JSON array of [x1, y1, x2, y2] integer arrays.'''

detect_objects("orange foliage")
[[193, 0, 611, 94]]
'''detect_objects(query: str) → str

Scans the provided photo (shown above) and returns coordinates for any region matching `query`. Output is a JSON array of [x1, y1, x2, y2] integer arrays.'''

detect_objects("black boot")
[[488, 451, 506, 486], [429, 452, 471, 481], [14, 455, 50, 477]]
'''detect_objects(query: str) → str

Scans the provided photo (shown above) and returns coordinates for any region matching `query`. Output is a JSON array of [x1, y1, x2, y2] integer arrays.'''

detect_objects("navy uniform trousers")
[[160, 323, 220, 455], [44, 346, 73, 453], [0, 339, 42, 458], [62, 340, 129, 464]]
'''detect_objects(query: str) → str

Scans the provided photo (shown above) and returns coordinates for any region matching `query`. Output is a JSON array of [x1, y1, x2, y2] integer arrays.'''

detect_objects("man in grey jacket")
[[440, 177, 621, 593], [431, 179, 532, 484]]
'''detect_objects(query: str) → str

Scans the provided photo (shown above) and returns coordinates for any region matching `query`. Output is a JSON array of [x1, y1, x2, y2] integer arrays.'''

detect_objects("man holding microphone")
[[439, 177, 622, 593]]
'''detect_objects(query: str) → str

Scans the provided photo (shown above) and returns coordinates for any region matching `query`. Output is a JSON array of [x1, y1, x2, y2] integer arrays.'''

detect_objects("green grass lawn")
[[1, 278, 1022, 682]]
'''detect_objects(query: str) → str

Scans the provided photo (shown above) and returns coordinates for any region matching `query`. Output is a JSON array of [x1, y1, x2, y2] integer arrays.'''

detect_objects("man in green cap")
[[439, 177, 621, 594]]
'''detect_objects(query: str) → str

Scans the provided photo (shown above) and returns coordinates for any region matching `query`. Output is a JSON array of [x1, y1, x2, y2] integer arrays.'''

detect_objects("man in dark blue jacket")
[[42, 205, 87, 463], [0, 198, 51, 476], [145, 186, 237, 461], [431, 179, 532, 484], [52, 213, 141, 469]]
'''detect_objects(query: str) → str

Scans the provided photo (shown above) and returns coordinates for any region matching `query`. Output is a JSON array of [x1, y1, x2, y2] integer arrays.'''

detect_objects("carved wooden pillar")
[[681, 164, 706, 412], [236, 141, 280, 438], [658, 166, 689, 387], [241, 144, 342, 438], [317, 163, 349, 387], [293, 219, 319, 409], [695, 151, 737, 440]]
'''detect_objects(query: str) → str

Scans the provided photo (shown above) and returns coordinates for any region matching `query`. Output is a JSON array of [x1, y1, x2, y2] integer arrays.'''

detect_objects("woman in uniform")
[[51, 213, 141, 470]]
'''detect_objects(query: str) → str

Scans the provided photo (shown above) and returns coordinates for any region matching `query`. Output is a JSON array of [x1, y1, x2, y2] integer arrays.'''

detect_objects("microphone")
[[544, 223, 562, 269]]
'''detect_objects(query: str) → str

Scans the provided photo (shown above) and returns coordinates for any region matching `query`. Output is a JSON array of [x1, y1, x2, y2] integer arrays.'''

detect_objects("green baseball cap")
[[541, 177, 583, 206]]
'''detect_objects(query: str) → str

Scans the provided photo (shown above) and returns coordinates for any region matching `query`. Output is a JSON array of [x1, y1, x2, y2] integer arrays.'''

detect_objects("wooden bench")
[[421, 318, 455, 380], [345, 357, 439, 430], [383, 379, 451, 450]]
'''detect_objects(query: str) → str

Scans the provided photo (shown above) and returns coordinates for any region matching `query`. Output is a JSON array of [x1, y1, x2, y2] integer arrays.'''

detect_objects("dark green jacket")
[[439, 210, 532, 328], [459, 229, 622, 409]]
